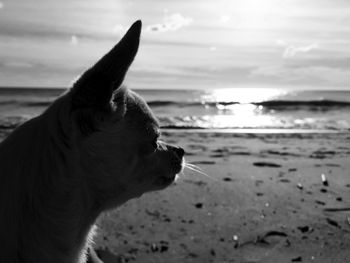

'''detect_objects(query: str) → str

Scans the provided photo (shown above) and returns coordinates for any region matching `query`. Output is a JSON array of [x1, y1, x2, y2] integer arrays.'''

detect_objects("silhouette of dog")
[[0, 20, 184, 263]]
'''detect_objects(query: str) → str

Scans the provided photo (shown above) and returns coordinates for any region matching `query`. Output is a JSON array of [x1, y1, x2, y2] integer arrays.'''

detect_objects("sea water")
[[0, 87, 350, 133]]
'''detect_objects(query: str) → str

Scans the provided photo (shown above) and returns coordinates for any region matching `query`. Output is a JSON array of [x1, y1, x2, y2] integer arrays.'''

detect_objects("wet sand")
[[91, 131, 350, 263]]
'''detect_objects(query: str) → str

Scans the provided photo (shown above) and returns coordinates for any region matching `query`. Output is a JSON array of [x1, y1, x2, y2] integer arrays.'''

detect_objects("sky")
[[0, 0, 350, 90]]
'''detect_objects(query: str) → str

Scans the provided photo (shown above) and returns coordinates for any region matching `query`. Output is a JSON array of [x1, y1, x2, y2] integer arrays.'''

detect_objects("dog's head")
[[45, 21, 184, 210]]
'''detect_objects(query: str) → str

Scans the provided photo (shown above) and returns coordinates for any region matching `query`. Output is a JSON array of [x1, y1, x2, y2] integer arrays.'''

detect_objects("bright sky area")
[[0, 0, 350, 89]]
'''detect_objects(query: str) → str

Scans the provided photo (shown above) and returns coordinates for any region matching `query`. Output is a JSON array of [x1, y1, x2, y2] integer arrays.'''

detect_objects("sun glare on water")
[[199, 88, 287, 129]]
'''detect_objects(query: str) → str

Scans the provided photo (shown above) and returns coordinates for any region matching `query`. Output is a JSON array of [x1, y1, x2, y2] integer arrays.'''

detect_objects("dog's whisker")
[[184, 164, 211, 179], [184, 162, 201, 171], [185, 168, 214, 181], [185, 163, 204, 171], [183, 160, 202, 169], [183, 161, 209, 176]]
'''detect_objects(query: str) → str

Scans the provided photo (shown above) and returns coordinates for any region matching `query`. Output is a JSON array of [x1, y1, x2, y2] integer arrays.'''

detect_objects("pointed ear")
[[71, 20, 141, 110]]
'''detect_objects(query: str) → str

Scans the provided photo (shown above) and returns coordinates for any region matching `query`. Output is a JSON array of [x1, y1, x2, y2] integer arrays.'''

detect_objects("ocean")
[[0, 87, 350, 133]]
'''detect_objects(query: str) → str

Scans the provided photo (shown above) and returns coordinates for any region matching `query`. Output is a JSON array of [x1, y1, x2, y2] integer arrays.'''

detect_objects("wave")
[[256, 99, 350, 108], [161, 125, 206, 129], [21, 101, 53, 107], [0, 100, 19, 106], [0, 100, 53, 107], [147, 101, 180, 107], [160, 125, 347, 132], [0, 116, 28, 129], [148, 99, 350, 110], [147, 100, 210, 107]]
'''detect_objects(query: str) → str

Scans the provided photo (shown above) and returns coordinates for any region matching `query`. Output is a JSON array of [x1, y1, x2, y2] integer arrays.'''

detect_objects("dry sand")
[[94, 131, 350, 263], [1, 122, 349, 262]]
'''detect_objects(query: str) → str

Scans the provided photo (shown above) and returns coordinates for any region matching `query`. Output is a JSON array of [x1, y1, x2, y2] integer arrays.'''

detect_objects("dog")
[[0, 20, 185, 263]]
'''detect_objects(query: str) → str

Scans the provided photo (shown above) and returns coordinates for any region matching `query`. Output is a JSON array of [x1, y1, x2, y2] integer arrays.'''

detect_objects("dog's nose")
[[174, 147, 185, 158], [166, 144, 185, 159]]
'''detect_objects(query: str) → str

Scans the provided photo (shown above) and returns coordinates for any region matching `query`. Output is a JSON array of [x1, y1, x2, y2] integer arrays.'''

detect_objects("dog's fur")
[[0, 20, 184, 263]]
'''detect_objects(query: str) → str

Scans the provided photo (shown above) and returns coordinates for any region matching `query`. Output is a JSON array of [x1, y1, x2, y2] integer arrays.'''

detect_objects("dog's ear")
[[71, 20, 141, 111]]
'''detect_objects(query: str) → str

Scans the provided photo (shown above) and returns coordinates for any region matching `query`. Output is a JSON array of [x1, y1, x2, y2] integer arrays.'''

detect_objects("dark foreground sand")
[[92, 131, 350, 263], [1, 123, 349, 263]]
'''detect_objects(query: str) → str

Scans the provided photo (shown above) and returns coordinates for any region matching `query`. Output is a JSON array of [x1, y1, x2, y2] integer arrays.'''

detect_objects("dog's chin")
[[154, 175, 176, 187], [154, 163, 183, 188]]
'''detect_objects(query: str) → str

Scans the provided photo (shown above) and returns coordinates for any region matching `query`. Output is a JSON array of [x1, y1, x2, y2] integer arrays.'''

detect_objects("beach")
[[1, 88, 350, 262], [90, 131, 350, 263], [3, 0, 350, 262]]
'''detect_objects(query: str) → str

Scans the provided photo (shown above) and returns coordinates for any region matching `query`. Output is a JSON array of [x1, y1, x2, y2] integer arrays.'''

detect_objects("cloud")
[[283, 43, 318, 58], [147, 13, 193, 33], [0, 2, 3, 9], [277, 40, 319, 58]]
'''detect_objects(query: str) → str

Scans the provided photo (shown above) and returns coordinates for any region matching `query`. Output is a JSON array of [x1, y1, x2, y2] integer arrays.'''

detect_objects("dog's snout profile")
[[167, 144, 185, 159]]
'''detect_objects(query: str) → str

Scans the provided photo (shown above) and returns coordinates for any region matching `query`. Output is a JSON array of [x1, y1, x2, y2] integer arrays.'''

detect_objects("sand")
[[1, 124, 350, 262], [91, 131, 350, 263]]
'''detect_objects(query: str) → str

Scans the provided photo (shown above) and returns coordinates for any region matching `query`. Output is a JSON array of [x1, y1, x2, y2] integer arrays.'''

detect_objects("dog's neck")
[[0, 100, 104, 263]]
